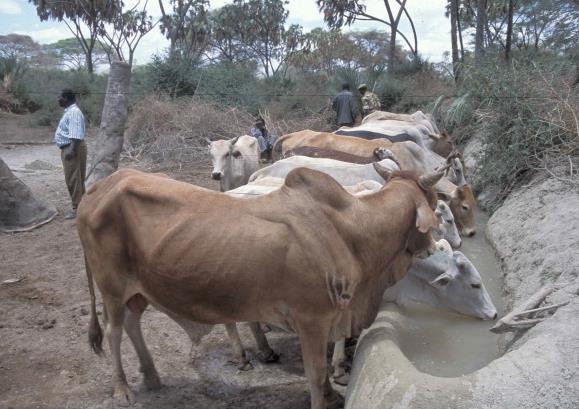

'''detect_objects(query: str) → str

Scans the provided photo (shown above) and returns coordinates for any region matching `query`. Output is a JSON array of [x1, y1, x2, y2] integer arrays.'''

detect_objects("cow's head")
[[374, 164, 444, 256], [439, 185, 476, 237], [432, 200, 462, 249], [417, 243, 497, 320], [428, 131, 454, 158], [208, 136, 258, 192]]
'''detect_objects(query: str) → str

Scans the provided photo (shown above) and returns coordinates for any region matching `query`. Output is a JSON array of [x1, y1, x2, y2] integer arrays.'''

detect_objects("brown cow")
[[273, 130, 477, 236], [78, 166, 444, 409]]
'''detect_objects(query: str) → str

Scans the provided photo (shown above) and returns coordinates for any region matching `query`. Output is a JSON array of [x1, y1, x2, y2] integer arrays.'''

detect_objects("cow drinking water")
[[78, 165, 445, 409]]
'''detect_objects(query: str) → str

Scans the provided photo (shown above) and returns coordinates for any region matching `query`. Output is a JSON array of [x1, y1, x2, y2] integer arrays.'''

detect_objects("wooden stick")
[[490, 285, 566, 334]]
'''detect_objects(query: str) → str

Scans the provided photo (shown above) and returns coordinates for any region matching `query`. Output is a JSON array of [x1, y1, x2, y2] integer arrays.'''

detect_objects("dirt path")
[[0, 137, 326, 409]]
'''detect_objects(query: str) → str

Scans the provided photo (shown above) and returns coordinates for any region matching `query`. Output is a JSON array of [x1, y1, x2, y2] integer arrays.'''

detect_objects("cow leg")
[[248, 322, 279, 363], [124, 295, 162, 391], [153, 306, 213, 364], [104, 301, 135, 405], [224, 323, 252, 370], [330, 339, 349, 386], [298, 321, 343, 409]]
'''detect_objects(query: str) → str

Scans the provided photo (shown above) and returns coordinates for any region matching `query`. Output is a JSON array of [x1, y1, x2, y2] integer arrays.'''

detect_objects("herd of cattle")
[[76, 110, 498, 409]]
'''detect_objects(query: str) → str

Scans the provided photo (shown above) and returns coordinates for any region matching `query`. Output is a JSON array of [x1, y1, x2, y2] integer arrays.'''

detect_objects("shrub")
[[22, 69, 107, 127], [436, 56, 578, 210]]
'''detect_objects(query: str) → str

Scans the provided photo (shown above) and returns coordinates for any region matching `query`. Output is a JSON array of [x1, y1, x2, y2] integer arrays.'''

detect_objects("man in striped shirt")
[[55, 89, 87, 219]]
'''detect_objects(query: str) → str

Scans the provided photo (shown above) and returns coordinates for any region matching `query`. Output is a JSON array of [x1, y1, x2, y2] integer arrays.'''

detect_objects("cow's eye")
[[224, 152, 230, 158], [462, 204, 469, 211], [471, 283, 481, 289], [233, 151, 242, 158]]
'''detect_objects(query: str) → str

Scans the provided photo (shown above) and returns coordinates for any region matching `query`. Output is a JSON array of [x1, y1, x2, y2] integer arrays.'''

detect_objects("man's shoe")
[[64, 209, 76, 220]]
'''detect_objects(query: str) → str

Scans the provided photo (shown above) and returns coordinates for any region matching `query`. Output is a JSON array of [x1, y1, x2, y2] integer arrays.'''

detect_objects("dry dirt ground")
[[0, 119, 336, 409]]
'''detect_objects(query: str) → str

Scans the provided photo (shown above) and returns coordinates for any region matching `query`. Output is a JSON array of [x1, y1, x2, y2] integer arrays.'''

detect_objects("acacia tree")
[[317, 0, 418, 73], [45, 37, 109, 71], [158, 0, 209, 58], [208, 3, 257, 64], [98, 2, 156, 67], [208, 0, 305, 78], [28, 0, 119, 74]]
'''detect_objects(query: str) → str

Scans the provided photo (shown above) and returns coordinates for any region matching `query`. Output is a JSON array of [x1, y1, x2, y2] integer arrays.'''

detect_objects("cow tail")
[[85, 255, 104, 356]]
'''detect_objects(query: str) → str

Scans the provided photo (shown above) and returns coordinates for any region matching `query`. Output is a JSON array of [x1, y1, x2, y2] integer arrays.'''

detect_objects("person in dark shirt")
[[332, 83, 359, 127]]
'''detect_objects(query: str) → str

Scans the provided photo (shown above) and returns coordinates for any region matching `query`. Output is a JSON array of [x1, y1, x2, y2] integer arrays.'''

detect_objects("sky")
[[0, 0, 454, 66]]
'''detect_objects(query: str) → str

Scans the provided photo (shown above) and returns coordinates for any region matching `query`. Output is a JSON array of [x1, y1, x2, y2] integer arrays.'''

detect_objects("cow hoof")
[[113, 384, 135, 406], [332, 373, 350, 386], [237, 361, 254, 371], [144, 372, 163, 391], [258, 349, 280, 364]]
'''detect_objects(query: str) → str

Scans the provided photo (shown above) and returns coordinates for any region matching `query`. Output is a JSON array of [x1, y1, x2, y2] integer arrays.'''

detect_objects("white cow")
[[239, 168, 463, 248], [208, 135, 259, 192], [331, 239, 497, 384], [249, 156, 400, 186], [384, 241, 497, 319], [447, 157, 467, 187], [362, 110, 440, 134], [227, 177, 383, 199], [433, 200, 462, 249]]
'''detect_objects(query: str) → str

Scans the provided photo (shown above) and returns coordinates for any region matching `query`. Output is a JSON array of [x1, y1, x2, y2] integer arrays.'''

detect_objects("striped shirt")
[[54, 103, 85, 148]]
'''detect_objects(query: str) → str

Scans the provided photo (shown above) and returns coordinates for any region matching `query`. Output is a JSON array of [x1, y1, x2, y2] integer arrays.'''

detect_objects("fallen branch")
[[490, 285, 570, 334]]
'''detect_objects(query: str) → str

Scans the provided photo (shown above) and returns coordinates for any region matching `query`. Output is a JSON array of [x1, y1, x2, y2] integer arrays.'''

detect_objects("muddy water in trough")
[[390, 210, 506, 377]]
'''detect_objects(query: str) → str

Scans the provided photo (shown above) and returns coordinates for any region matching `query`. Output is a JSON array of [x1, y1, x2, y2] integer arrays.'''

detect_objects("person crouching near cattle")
[[249, 118, 277, 162]]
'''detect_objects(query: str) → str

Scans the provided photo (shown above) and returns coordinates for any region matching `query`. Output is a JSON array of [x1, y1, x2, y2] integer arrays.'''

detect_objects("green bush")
[[20, 69, 106, 127], [437, 56, 578, 211]]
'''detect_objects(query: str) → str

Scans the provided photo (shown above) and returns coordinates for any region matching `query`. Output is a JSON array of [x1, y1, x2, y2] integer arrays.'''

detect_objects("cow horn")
[[418, 169, 446, 190], [428, 133, 441, 140], [373, 162, 393, 183], [230, 136, 241, 146], [445, 150, 460, 163]]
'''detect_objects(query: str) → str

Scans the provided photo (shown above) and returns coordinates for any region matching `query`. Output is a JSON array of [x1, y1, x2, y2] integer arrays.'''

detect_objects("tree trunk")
[[86, 61, 131, 186], [86, 51, 94, 75], [0, 158, 57, 233], [388, 29, 398, 74], [450, 0, 460, 81], [505, 0, 514, 63], [456, 0, 465, 61], [474, 0, 486, 67]]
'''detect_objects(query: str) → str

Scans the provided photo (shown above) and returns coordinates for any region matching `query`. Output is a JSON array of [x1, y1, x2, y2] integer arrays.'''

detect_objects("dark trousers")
[[61, 140, 87, 209]]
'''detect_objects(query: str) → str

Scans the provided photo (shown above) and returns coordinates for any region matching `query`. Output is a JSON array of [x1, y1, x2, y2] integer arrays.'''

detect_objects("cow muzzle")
[[463, 228, 476, 237], [212, 172, 222, 181]]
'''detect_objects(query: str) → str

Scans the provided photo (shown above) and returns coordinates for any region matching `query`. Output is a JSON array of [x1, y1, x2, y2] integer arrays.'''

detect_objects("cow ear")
[[430, 272, 452, 287], [416, 202, 438, 233], [454, 187, 466, 200]]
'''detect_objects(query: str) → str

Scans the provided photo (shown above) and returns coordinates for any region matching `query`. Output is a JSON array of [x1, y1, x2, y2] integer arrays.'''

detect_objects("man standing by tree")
[[332, 83, 359, 127], [358, 83, 381, 116], [55, 89, 87, 219]]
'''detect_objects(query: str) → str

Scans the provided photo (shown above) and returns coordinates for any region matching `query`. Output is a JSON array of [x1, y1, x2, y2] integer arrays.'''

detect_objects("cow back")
[[282, 146, 377, 164]]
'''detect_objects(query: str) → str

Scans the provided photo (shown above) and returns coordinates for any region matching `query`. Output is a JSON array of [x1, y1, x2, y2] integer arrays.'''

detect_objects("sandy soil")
[[0, 120, 340, 409]]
